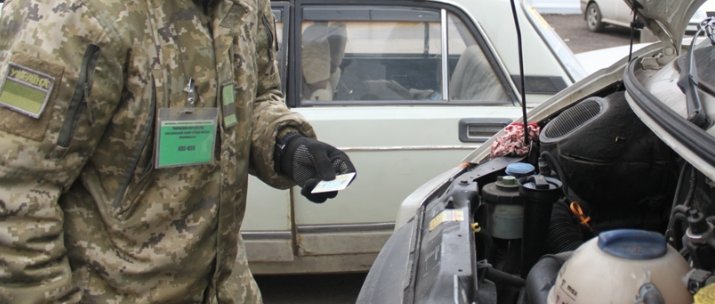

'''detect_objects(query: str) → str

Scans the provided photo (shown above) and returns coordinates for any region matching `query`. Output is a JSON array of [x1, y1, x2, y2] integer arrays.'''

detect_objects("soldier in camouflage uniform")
[[0, 0, 355, 303]]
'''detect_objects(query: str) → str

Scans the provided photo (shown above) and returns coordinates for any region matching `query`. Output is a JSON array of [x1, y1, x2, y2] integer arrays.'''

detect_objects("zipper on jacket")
[[57, 44, 101, 148], [113, 75, 157, 212]]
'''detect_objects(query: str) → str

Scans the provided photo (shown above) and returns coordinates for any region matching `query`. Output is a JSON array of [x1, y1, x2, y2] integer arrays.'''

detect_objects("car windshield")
[[690, 43, 715, 98], [629, 20, 715, 132], [688, 23, 715, 100], [621, 19, 715, 181]]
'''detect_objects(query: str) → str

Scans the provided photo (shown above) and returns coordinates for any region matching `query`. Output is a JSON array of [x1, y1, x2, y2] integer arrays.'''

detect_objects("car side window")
[[446, 13, 510, 103], [298, 5, 510, 104]]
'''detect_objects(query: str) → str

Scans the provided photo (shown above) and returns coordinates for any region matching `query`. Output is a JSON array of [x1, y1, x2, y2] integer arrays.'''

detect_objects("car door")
[[243, 0, 556, 274], [599, 0, 632, 27], [612, 0, 634, 26]]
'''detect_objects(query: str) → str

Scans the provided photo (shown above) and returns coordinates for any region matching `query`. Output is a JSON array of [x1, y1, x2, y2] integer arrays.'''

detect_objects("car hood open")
[[628, 0, 707, 50]]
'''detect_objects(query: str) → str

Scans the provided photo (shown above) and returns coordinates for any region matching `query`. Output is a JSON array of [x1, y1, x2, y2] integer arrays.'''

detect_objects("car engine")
[[458, 88, 715, 303]]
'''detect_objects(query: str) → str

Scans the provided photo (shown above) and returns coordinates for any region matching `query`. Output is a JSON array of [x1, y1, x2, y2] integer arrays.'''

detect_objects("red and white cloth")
[[490, 122, 540, 158]]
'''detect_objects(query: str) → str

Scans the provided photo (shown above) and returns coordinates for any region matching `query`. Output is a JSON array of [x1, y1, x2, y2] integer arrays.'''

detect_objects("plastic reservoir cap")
[[597, 229, 667, 260], [694, 283, 715, 304], [520, 175, 561, 191], [505, 162, 535, 177]]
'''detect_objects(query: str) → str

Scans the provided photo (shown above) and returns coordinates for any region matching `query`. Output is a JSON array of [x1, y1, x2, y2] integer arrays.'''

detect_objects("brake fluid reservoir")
[[482, 175, 524, 239], [547, 229, 692, 304]]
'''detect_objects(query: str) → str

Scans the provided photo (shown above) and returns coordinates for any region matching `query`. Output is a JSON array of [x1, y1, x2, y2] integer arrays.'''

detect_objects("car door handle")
[[458, 118, 512, 143]]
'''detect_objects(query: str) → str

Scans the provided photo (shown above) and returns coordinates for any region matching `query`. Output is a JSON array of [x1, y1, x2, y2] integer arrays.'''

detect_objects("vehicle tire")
[[585, 2, 604, 32]]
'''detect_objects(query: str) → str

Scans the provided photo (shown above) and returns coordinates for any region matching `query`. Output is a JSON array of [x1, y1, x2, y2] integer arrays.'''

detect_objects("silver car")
[[360, 0, 715, 302], [580, 0, 634, 32], [582, 0, 715, 34]]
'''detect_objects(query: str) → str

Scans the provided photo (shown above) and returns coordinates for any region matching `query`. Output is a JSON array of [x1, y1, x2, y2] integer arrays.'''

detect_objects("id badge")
[[155, 107, 218, 168]]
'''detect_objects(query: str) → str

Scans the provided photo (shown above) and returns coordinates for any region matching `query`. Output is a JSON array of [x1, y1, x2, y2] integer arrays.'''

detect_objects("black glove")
[[275, 133, 356, 203]]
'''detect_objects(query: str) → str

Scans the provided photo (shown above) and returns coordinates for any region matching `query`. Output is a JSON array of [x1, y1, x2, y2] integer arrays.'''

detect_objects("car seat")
[[448, 45, 509, 103], [301, 22, 347, 101]]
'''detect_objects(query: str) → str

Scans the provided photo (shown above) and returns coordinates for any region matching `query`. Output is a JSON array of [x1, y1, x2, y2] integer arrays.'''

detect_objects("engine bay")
[[413, 86, 715, 303]]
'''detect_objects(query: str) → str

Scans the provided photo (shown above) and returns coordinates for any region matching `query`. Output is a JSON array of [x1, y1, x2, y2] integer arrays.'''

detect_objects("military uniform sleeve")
[[249, 0, 315, 189], [0, 1, 125, 302]]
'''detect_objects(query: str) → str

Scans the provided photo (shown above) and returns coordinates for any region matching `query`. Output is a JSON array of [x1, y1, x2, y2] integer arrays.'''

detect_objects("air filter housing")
[[538, 92, 673, 224], [540, 97, 607, 142]]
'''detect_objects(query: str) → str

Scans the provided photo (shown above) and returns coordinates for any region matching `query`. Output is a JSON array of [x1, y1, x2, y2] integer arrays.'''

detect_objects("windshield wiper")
[[681, 17, 714, 129]]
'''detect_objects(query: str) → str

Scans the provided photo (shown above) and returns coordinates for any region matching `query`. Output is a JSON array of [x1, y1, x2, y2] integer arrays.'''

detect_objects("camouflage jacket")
[[0, 0, 314, 303]]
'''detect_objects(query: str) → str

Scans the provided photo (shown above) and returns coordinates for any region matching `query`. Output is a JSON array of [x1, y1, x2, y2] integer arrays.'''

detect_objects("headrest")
[[301, 22, 348, 84], [302, 39, 331, 84]]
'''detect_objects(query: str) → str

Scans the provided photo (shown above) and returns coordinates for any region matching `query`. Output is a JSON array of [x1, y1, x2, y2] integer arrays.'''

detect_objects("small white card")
[[311, 172, 356, 193]]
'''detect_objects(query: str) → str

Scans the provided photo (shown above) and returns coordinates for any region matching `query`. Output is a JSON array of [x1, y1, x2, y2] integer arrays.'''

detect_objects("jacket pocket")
[[112, 72, 158, 218], [57, 44, 101, 149]]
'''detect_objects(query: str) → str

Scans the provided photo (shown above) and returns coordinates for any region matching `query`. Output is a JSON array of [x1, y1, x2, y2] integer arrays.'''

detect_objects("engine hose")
[[539, 151, 566, 185], [547, 200, 585, 253], [522, 252, 572, 304], [668, 205, 690, 250], [484, 267, 525, 288], [708, 216, 715, 249], [666, 166, 696, 248]]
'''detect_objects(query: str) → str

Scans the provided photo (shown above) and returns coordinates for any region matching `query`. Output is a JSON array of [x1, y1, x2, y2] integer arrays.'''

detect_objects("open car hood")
[[629, 0, 706, 50]]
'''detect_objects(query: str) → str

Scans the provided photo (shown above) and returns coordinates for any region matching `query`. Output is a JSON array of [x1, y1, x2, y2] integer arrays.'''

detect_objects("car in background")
[[582, 0, 715, 34], [359, 0, 715, 302], [242, 0, 585, 275], [580, 0, 634, 32]]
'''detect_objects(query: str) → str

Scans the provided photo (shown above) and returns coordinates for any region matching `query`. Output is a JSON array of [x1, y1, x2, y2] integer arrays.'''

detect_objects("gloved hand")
[[276, 133, 356, 203]]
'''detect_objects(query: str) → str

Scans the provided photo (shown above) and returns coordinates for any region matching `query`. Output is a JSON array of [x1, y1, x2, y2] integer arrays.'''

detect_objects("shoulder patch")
[[0, 53, 64, 141], [0, 63, 56, 118]]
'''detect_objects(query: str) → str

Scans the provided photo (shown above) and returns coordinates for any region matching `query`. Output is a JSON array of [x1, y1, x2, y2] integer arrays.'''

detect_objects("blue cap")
[[597, 229, 667, 260], [505, 163, 536, 178]]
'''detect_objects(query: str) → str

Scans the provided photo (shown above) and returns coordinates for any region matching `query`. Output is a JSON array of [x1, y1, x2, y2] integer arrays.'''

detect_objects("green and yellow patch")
[[0, 63, 55, 118]]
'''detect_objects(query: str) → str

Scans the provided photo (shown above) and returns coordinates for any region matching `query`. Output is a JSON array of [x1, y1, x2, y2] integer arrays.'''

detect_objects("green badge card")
[[155, 108, 218, 168]]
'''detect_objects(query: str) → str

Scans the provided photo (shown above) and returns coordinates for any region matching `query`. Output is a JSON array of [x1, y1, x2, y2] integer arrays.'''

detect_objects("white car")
[[582, 0, 715, 33], [360, 0, 715, 302], [243, 0, 585, 274], [580, 0, 634, 32]]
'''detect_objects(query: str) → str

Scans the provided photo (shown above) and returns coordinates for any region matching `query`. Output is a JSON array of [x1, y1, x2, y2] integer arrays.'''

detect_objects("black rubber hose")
[[522, 252, 572, 304], [484, 267, 526, 288], [547, 200, 585, 253], [539, 151, 566, 186], [669, 205, 690, 250]]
